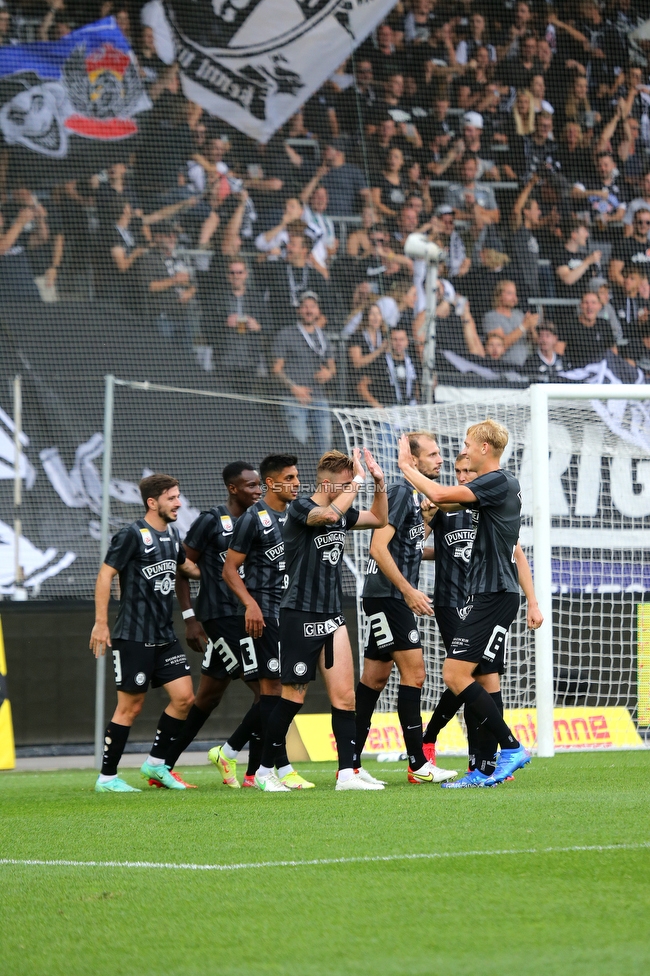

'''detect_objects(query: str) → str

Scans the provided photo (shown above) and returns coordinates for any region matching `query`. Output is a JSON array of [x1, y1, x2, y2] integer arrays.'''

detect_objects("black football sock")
[[473, 691, 503, 777], [423, 688, 462, 744], [260, 698, 303, 768], [354, 682, 382, 760], [150, 711, 187, 761], [165, 705, 210, 770], [398, 685, 426, 770], [457, 683, 519, 750], [228, 700, 261, 753], [464, 704, 480, 771], [256, 694, 290, 768], [246, 726, 263, 777], [101, 721, 130, 776], [331, 707, 357, 770]]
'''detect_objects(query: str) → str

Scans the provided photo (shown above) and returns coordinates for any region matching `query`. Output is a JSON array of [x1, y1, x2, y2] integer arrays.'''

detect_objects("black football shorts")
[[362, 597, 421, 661], [447, 592, 521, 674], [434, 605, 468, 653], [111, 638, 190, 693], [201, 616, 258, 682], [279, 609, 346, 683]]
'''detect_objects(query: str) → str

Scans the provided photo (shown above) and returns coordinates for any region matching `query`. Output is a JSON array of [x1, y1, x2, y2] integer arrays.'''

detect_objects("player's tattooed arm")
[[514, 543, 543, 630], [89, 563, 119, 658], [398, 435, 476, 508], [223, 549, 265, 638]]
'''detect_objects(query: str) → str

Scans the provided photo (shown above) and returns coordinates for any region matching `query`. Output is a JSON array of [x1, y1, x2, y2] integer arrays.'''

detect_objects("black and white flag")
[[144, 0, 398, 143]]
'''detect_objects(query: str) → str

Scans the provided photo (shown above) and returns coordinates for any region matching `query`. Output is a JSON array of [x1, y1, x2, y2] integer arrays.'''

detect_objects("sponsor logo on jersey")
[[443, 529, 476, 547], [303, 617, 342, 638], [409, 523, 425, 540], [154, 575, 174, 594], [258, 509, 273, 528], [314, 530, 346, 549], [142, 559, 177, 579], [139, 527, 154, 547], [264, 543, 284, 561], [220, 514, 234, 532]]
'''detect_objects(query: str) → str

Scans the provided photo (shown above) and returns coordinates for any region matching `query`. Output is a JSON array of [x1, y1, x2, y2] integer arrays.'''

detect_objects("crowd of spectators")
[[3, 0, 650, 448]]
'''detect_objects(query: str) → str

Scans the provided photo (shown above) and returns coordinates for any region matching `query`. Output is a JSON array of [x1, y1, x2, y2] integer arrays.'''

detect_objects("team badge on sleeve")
[[220, 514, 234, 532], [258, 510, 273, 528], [139, 527, 154, 547]]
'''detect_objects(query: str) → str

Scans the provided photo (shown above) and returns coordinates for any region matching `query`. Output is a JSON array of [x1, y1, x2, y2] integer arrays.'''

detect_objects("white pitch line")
[[1, 842, 648, 875]]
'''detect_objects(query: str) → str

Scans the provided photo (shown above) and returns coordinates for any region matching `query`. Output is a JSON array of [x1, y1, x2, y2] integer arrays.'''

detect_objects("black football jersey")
[[281, 496, 360, 614], [466, 469, 521, 594], [184, 505, 240, 621], [431, 508, 476, 608], [105, 518, 186, 642], [363, 482, 425, 600], [228, 500, 287, 618]]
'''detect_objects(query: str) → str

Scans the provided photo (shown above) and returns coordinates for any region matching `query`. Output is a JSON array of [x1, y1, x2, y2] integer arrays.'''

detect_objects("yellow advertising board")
[[0, 616, 16, 770], [637, 604, 650, 726], [291, 706, 643, 762]]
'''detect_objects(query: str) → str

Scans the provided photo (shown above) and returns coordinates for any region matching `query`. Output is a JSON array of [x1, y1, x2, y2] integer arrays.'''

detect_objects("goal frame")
[[531, 383, 650, 758]]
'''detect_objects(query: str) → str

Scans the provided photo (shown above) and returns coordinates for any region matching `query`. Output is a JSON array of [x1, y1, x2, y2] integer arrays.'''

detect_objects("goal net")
[[335, 388, 650, 752]]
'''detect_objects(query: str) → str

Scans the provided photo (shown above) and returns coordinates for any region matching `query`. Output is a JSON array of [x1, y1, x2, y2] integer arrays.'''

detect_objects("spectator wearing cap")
[[459, 112, 498, 181], [444, 154, 499, 225], [319, 141, 370, 216], [272, 292, 336, 452], [524, 323, 565, 382], [139, 220, 201, 347], [435, 205, 470, 281], [481, 280, 538, 368]]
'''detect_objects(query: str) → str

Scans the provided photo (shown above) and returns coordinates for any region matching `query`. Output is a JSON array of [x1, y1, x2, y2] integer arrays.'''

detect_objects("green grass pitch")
[[1, 752, 649, 976]]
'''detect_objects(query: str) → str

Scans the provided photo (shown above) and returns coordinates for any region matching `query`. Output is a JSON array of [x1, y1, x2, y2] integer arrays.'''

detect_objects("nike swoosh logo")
[[144, 546, 155, 553], [263, 528, 274, 535], [222, 532, 233, 537]]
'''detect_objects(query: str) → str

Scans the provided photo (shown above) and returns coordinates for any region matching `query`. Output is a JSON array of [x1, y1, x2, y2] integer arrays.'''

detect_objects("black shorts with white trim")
[[253, 615, 281, 681], [434, 604, 468, 653], [362, 597, 421, 662], [447, 592, 521, 674], [279, 608, 346, 683], [111, 637, 190, 693], [201, 616, 258, 682]]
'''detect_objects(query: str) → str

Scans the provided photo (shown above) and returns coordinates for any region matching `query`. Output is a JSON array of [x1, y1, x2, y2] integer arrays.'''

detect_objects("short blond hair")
[[466, 418, 509, 457], [316, 449, 355, 482], [404, 430, 437, 457]]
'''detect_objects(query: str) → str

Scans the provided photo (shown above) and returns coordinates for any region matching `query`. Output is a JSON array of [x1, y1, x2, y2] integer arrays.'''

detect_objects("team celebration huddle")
[[89, 418, 543, 794]]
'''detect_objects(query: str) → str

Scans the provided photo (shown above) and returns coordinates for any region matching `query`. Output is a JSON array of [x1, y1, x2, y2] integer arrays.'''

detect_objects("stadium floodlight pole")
[[94, 373, 115, 769], [12, 374, 27, 603], [404, 233, 444, 405]]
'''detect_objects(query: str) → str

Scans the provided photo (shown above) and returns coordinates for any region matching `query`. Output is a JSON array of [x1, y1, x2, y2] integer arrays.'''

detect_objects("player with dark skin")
[[175, 467, 262, 715]]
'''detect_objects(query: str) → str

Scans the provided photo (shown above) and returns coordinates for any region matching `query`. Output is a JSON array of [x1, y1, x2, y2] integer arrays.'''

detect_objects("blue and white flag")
[[144, 0, 398, 143], [0, 18, 151, 159]]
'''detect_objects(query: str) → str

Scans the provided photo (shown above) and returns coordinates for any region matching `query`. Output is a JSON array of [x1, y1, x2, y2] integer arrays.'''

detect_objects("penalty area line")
[[1, 842, 649, 874]]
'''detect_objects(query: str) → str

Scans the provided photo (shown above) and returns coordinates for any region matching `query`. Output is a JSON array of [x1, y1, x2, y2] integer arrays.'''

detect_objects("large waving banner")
[[145, 0, 397, 143], [0, 17, 150, 160]]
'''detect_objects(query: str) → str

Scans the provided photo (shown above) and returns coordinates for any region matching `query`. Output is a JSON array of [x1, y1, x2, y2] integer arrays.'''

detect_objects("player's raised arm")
[[353, 448, 388, 529], [89, 562, 119, 658], [514, 543, 543, 630], [305, 447, 365, 525], [398, 435, 476, 508]]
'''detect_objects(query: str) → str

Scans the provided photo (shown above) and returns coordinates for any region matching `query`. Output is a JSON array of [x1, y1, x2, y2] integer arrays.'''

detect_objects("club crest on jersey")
[[220, 514, 234, 532], [154, 575, 174, 595], [258, 509, 273, 528], [139, 527, 154, 547]]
